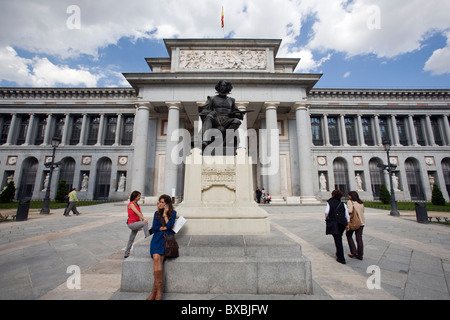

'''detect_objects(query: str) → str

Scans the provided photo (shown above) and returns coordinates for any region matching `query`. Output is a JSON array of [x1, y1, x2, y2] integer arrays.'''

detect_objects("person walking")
[[64, 187, 81, 216], [255, 187, 262, 203], [325, 190, 350, 264], [124, 190, 152, 259], [346, 191, 365, 260], [146, 194, 177, 300]]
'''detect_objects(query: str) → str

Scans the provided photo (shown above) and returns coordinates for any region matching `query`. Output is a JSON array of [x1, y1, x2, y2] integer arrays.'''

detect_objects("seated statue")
[[199, 80, 244, 151]]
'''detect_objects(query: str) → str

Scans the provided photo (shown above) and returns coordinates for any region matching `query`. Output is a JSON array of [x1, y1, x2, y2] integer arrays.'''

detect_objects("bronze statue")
[[199, 80, 245, 150]]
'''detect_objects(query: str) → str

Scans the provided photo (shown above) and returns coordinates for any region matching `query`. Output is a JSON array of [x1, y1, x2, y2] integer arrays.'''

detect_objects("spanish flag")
[[221, 7, 224, 28]]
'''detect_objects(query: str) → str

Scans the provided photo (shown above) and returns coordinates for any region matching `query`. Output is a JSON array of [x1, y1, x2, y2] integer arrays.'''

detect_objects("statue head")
[[215, 80, 233, 95]]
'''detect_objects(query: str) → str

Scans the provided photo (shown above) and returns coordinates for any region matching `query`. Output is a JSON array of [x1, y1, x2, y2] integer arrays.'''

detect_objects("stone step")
[[121, 233, 312, 295]]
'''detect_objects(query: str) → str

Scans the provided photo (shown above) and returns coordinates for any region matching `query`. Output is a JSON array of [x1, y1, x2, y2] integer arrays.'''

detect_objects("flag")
[[221, 7, 224, 28]]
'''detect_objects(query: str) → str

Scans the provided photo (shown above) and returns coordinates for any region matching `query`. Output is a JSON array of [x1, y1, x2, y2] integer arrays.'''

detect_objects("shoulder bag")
[[348, 201, 362, 231], [164, 231, 179, 258]]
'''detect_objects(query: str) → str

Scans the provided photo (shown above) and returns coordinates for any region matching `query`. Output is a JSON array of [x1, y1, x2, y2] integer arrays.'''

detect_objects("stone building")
[[0, 38, 449, 203]]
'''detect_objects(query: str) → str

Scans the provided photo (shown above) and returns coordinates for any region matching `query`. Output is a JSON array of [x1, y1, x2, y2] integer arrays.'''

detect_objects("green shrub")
[[379, 184, 391, 204], [0, 181, 16, 203], [431, 184, 446, 206]]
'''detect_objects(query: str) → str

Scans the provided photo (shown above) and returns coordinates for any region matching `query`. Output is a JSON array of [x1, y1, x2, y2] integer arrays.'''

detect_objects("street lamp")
[[40, 137, 61, 214], [382, 140, 400, 216]]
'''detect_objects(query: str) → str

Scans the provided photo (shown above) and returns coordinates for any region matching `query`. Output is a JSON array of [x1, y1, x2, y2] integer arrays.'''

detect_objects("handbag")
[[348, 201, 362, 231], [164, 232, 179, 258]]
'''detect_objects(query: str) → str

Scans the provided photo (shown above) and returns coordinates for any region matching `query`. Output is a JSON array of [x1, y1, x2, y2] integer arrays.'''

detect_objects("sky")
[[0, 0, 449, 89]]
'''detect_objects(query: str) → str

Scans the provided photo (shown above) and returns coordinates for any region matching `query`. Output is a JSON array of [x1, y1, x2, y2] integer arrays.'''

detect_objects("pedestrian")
[[64, 187, 81, 216], [325, 190, 349, 264], [124, 190, 152, 259], [266, 194, 271, 204], [261, 188, 267, 203], [255, 187, 262, 203], [146, 194, 177, 300], [346, 191, 365, 260]]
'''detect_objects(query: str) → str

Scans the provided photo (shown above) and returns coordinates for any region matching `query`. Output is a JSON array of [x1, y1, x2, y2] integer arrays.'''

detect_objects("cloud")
[[424, 32, 450, 75], [0, 0, 449, 86], [344, 72, 351, 78], [0, 46, 102, 86]]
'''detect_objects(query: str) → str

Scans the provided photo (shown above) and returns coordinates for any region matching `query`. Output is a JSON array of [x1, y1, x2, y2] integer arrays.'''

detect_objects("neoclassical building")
[[0, 39, 449, 203]]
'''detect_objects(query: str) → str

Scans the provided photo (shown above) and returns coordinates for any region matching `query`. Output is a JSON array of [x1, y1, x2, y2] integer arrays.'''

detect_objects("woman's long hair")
[[348, 191, 363, 204], [129, 190, 141, 202], [156, 194, 174, 225]]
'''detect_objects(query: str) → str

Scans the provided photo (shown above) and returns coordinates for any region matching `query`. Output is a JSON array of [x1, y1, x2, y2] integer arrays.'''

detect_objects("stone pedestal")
[[121, 234, 312, 295], [177, 148, 270, 235]]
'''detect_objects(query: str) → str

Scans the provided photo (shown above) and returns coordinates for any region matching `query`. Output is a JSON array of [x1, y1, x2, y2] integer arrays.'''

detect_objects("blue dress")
[[150, 210, 177, 257]]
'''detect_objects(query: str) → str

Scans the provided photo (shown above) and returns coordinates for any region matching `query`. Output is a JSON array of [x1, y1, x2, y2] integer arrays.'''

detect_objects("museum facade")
[[0, 39, 449, 203]]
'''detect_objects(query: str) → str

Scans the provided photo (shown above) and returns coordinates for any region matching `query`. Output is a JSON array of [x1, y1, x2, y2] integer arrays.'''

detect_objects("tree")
[[55, 180, 68, 203], [431, 184, 446, 206], [379, 184, 391, 204], [0, 181, 16, 203]]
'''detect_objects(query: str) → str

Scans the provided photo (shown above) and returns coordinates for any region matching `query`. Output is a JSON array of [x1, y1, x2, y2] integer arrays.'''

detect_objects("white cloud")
[[0, 46, 102, 87], [344, 72, 351, 78], [424, 32, 450, 75], [0, 0, 449, 86]]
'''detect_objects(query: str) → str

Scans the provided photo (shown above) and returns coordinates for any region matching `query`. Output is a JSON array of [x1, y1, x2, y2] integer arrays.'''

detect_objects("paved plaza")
[[0, 202, 449, 300]]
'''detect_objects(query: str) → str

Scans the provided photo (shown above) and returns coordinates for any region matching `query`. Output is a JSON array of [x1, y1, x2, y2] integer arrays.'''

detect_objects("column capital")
[[263, 102, 280, 111], [236, 101, 250, 110], [292, 102, 310, 112], [165, 101, 183, 111], [135, 101, 152, 111]]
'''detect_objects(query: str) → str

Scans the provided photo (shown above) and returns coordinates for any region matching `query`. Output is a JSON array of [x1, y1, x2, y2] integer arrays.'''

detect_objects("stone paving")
[[0, 203, 449, 300]]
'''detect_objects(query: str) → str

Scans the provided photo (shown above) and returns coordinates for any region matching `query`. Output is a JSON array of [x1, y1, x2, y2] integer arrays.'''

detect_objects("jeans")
[[332, 224, 347, 263]]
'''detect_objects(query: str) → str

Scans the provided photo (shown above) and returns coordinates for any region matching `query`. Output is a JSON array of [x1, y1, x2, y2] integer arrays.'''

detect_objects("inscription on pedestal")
[[201, 166, 236, 191]]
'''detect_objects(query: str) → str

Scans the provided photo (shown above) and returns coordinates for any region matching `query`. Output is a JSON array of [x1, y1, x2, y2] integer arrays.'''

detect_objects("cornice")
[[309, 88, 450, 102], [0, 87, 137, 100]]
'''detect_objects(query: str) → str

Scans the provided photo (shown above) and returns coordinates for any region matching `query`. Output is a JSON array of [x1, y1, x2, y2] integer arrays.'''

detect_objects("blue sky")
[[0, 0, 449, 89]]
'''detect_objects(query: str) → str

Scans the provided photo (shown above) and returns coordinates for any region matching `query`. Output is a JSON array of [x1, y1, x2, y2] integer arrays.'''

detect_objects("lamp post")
[[383, 140, 400, 217], [40, 137, 61, 214]]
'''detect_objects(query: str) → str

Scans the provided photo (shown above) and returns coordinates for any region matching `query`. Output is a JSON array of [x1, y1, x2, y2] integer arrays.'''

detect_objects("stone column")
[[41, 113, 53, 146], [294, 103, 320, 204], [425, 115, 437, 146], [263, 102, 282, 202], [77, 114, 88, 146], [442, 115, 450, 146], [323, 114, 331, 146], [356, 114, 367, 146], [374, 114, 382, 146], [23, 113, 35, 145], [131, 102, 151, 194], [113, 113, 123, 146], [340, 114, 349, 146], [60, 114, 70, 146], [391, 115, 401, 146], [164, 102, 182, 197], [5, 113, 18, 145], [236, 102, 249, 150], [408, 114, 419, 146], [95, 113, 105, 146]]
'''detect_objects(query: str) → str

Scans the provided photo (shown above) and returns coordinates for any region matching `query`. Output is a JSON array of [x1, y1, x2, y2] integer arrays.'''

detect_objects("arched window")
[[369, 158, 386, 200], [18, 157, 38, 199], [94, 157, 112, 200], [59, 157, 76, 191], [405, 158, 425, 201]]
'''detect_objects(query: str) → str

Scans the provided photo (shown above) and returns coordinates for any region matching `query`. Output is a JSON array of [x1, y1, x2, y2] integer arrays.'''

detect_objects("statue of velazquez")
[[199, 80, 245, 150]]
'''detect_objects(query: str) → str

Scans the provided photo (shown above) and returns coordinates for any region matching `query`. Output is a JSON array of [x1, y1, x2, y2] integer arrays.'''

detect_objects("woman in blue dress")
[[146, 194, 176, 300]]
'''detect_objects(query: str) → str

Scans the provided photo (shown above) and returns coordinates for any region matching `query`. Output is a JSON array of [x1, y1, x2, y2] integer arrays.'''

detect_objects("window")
[[87, 116, 100, 145], [361, 117, 374, 146], [430, 117, 443, 146], [0, 116, 11, 144], [369, 158, 386, 200], [122, 116, 134, 145], [17, 115, 29, 145], [413, 117, 425, 146], [345, 117, 357, 146], [104, 116, 117, 146], [70, 117, 82, 145], [396, 117, 408, 146], [54, 117, 65, 139], [333, 158, 349, 197], [311, 116, 323, 146], [34, 116, 47, 145], [328, 117, 340, 146], [378, 116, 390, 143]]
